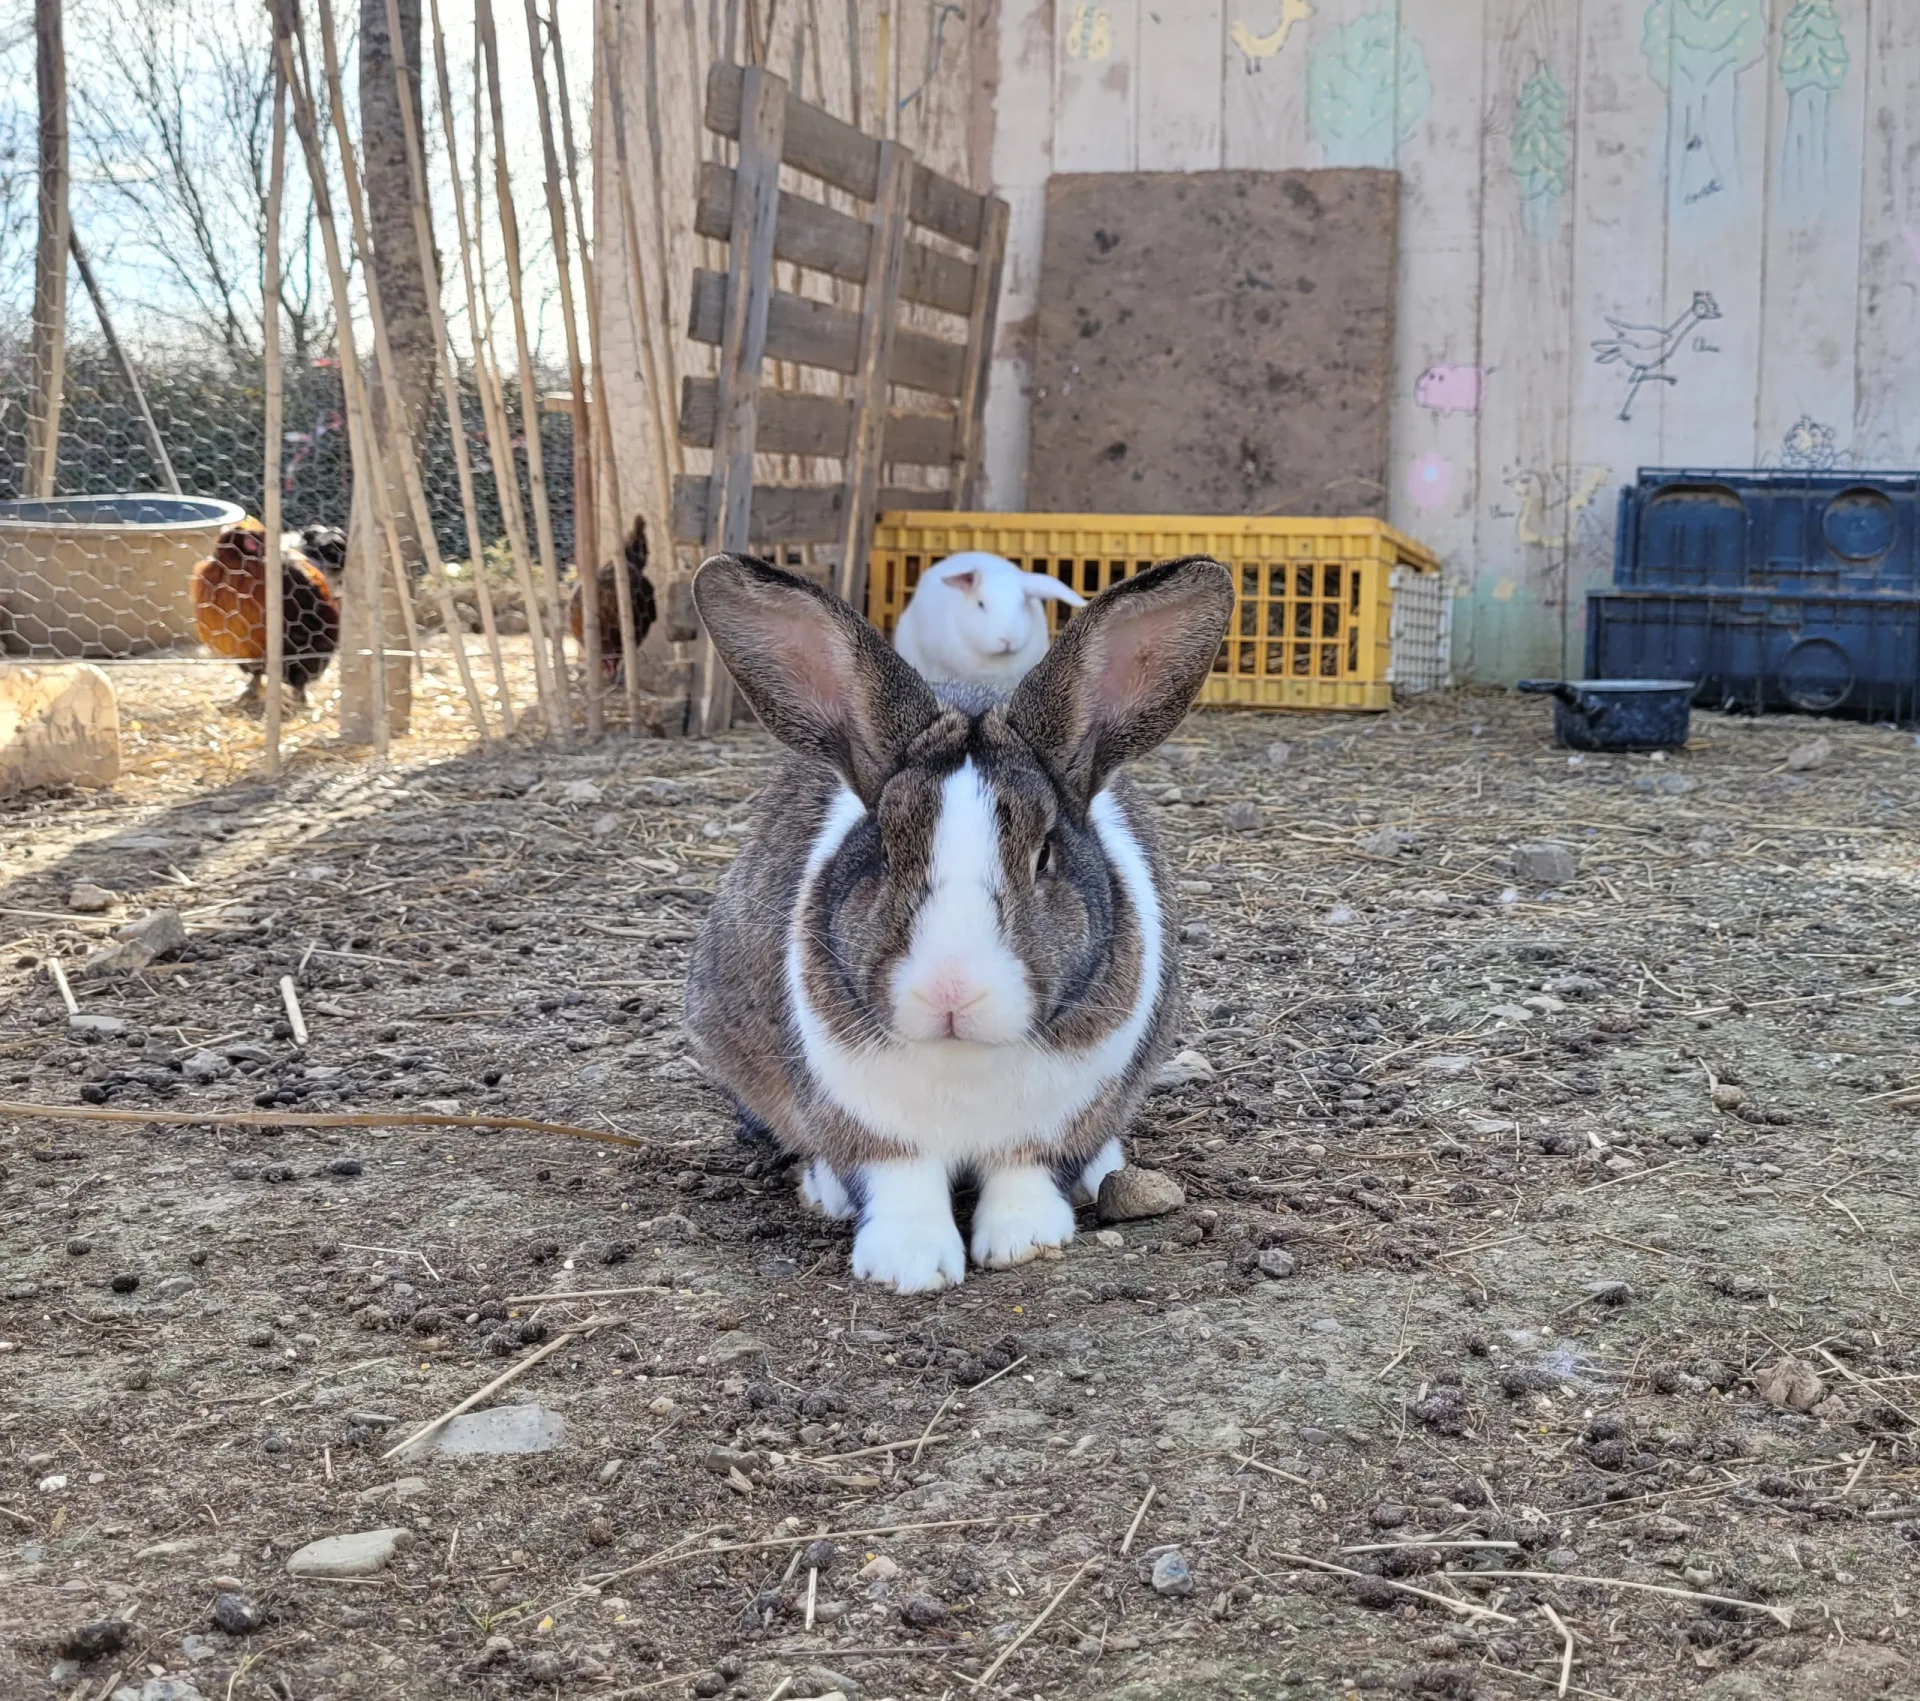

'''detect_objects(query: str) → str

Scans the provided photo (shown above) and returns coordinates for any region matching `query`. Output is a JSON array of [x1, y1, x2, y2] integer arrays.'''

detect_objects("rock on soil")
[[398, 1404, 566, 1459], [1096, 1167, 1186, 1222], [1151, 1550, 1194, 1596], [286, 1527, 414, 1579], [1511, 842, 1579, 886]]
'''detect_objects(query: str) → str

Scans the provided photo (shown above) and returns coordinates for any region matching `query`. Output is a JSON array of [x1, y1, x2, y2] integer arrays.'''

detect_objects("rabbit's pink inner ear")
[[944, 570, 979, 595]]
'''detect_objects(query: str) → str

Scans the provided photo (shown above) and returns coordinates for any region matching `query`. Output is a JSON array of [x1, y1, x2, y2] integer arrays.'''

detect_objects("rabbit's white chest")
[[787, 786, 1161, 1160]]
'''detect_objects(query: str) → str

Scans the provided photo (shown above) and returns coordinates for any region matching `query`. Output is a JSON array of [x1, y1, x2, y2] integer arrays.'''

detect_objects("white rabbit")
[[685, 550, 1235, 1293], [891, 551, 1087, 690]]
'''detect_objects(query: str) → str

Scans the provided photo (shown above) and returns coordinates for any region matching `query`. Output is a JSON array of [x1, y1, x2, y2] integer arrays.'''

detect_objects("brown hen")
[[190, 516, 342, 709]]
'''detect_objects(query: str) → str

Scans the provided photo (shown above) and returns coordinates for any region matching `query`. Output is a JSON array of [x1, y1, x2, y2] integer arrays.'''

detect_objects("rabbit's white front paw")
[[971, 1164, 1076, 1268], [800, 1158, 855, 1220], [1071, 1137, 1124, 1205], [850, 1159, 965, 1293]]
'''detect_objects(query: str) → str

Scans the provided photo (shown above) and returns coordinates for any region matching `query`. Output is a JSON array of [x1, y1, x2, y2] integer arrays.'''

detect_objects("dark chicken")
[[190, 516, 342, 709], [567, 513, 658, 681]]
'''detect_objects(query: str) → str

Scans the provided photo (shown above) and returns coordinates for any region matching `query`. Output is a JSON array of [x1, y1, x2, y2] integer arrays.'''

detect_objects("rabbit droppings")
[[685, 552, 1235, 1293], [891, 551, 1087, 690]]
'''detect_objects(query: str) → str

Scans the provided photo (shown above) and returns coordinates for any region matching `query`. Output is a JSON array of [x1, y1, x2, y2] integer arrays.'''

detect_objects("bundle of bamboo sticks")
[[258, 0, 646, 765]]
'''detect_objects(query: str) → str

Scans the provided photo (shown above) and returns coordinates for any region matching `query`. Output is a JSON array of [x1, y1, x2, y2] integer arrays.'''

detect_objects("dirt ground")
[[3, 659, 1917, 1701]]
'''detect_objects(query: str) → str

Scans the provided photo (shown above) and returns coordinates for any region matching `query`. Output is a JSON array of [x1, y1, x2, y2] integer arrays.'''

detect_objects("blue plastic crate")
[[1614, 468, 1920, 596], [1586, 588, 1920, 723]]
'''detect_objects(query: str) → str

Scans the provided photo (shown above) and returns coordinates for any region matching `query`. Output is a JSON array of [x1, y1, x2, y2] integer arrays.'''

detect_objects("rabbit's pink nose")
[[908, 969, 989, 1031]]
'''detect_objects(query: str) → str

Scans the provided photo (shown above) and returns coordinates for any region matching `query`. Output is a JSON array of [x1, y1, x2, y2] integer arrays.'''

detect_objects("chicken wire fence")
[[0, 323, 578, 710]]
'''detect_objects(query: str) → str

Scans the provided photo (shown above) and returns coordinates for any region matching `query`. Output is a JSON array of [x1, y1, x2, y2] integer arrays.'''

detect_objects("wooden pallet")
[[673, 62, 1008, 735]]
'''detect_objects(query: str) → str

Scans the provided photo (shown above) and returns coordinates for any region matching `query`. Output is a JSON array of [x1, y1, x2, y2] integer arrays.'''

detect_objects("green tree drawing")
[[1511, 64, 1570, 241], [1779, 0, 1849, 218], [1641, 0, 1769, 207], [1307, 12, 1432, 169]]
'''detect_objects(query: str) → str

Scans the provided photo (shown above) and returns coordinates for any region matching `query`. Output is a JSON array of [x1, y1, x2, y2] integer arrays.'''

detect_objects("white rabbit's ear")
[[693, 553, 938, 804], [944, 570, 980, 595], [1022, 573, 1087, 608]]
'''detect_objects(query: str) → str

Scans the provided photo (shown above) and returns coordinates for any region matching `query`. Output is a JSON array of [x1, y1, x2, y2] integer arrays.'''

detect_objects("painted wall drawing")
[[1230, 0, 1314, 74], [1415, 363, 1485, 415], [1778, 2, 1850, 222], [1511, 63, 1572, 240], [1066, 3, 1112, 60], [1781, 416, 1841, 470], [1642, 0, 1768, 209], [1307, 12, 1432, 167], [1505, 465, 1611, 550], [1590, 291, 1723, 422]]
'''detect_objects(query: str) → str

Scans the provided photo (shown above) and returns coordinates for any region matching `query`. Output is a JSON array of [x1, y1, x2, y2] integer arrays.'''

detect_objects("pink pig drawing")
[[1415, 363, 1485, 415]]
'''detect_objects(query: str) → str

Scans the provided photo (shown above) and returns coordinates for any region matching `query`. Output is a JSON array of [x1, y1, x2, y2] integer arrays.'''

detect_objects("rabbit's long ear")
[[1021, 573, 1087, 608], [693, 553, 939, 804], [1005, 556, 1233, 812]]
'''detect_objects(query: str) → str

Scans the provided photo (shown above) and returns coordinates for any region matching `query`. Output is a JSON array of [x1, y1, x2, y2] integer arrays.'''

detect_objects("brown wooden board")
[[672, 475, 949, 544], [1027, 170, 1398, 518]]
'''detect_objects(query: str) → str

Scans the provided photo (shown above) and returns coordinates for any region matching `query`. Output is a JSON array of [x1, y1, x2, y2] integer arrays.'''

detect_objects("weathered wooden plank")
[[1853, 0, 1920, 464], [688, 265, 967, 395], [673, 475, 949, 543], [1563, 0, 1672, 676], [678, 376, 955, 463], [1054, 0, 1137, 170], [705, 58, 986, 246], [1385, 0, 1484, 665], [1222, 0, 1316, 167], [694, 160, 977, 315], [1757, 0, 1868, 468], [951, 195, 1009, 508], [982, 0, 1054, 506], [1654, 0, 1772, 465], [837, 141, 915, 606], [1137, 0, 1222, 169], [1473, 0, 1582, 679], [691, 63, 787, 736]]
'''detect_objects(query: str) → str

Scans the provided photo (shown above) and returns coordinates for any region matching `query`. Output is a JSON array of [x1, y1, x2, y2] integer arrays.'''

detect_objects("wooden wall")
[[980, 0, 1920, 681]]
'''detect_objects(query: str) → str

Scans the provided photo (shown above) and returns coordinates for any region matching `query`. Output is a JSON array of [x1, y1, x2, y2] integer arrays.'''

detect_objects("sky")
[[0, 0, 596, 370]]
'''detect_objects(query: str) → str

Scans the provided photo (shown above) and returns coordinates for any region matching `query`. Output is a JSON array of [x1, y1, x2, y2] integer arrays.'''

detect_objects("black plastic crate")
[[1614, 468, 1920, 596], [1586, 588, 1920, 723]]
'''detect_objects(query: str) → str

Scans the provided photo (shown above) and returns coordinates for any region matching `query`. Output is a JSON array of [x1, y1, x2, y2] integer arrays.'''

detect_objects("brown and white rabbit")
[[685, 551, 1234, 1292]]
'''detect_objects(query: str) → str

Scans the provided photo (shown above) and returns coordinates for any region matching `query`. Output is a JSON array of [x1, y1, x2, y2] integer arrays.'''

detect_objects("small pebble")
[[1370, 1502, 1409, 1529], [1220, 800, 1261, 832], [327, 1158, 364, 1177], [211, 1592, 264, 1634], [691, 1673, 727, 1698], [1256, 1248, 1296, 1279], [66, 1238, 91, 1257], [109, 1272, 139, 1294], [68, 883, 114, 913], [262, 1435, 288, 1454], [1150, 1550, 1194, 1597], [586, 1516, 614, 1547]]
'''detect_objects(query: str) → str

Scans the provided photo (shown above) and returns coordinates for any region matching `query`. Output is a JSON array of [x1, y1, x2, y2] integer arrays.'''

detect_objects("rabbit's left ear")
[[1021, 573, 1087, 608]]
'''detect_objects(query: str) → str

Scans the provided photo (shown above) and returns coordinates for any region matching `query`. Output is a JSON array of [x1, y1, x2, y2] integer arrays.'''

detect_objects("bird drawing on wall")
[[1230, 0, 1314, 72], [1590, 291, 1722, 422]]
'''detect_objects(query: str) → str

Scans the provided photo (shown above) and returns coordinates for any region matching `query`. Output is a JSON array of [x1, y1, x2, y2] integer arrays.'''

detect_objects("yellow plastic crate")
[[869, 512, 1448, 711]]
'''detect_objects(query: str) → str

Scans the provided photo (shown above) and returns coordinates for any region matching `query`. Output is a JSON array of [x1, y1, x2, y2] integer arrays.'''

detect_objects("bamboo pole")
[[426, 0, 560, 740], [311, 0, 492, 744], [68, 231, 180, 496], [474, 0, 570, 722], [261, 36, 288, 776], [274, 5, 390, 758], [384, 0, 515, 738], [523, 0, 601, 735], [549, 6, 641, 731]]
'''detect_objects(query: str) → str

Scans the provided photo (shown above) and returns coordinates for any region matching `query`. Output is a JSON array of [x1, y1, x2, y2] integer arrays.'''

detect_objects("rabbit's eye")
[[1033, 839, 1052, 879]]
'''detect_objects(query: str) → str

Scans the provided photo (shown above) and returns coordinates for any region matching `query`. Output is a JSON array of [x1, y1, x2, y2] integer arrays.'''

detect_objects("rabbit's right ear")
[[693, 553, 940, 804]]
